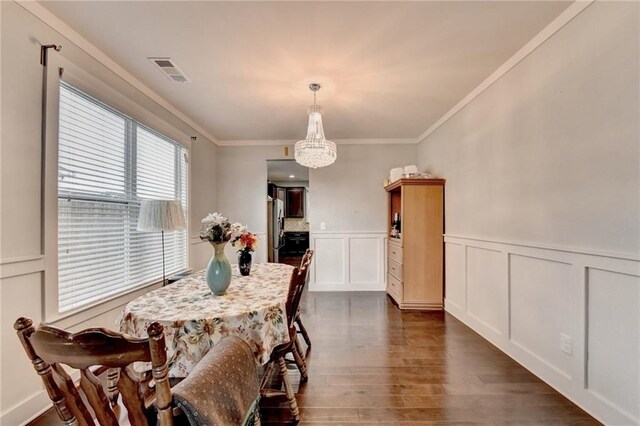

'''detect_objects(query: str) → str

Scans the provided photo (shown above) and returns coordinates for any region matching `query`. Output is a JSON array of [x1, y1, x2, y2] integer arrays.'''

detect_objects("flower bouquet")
[[199, 212, 246, 244], [199, 212, 249, 294]]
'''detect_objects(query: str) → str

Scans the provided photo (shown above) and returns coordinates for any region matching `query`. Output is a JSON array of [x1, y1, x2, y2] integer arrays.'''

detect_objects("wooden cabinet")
[[285, 187, 305, 218], [268, 183, 286, 203], [385, 178, 445, 310]]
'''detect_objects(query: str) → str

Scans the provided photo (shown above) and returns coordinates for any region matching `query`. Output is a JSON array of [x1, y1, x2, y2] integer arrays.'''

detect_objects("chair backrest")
[[14, 317, 174, 426], [299, 249, 314, 286], [285, 267, 302, 323], [285, 254, 313, 326]]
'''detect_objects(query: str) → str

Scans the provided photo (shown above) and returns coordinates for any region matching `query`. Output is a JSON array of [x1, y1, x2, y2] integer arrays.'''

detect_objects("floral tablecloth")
[[117, 263, 293, 377]]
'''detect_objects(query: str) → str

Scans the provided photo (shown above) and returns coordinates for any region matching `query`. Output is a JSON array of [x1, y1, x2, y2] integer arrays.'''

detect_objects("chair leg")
[[277, 357, 300, 422], [296, 317, 311, 348], [294, 334, 306, 362], [290, 339, 308, 383], [260, 361, 275, 393]]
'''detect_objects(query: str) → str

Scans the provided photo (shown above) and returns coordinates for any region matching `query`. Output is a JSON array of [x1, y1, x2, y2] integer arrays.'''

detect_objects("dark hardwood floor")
[[30, 292, 599, 425], [261, 292, 599, 425]]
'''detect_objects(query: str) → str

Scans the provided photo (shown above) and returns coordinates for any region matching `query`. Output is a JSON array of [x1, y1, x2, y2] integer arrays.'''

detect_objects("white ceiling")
[[41, 1, 571, 142], [267, 160, 309, 183]]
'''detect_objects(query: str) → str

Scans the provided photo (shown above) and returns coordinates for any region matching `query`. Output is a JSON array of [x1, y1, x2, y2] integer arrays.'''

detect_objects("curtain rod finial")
[[40, 44, 62, 66]]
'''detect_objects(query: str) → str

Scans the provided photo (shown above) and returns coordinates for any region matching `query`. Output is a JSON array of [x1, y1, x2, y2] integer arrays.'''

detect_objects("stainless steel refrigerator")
[[267, 197, 285, 263]]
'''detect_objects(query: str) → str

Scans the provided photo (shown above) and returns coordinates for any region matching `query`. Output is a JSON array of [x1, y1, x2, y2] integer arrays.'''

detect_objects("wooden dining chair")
[[260, 262, 310, 422], [284, 249, 314, 371], [14, 318, 260, 426], [295, 249, 314, 348]]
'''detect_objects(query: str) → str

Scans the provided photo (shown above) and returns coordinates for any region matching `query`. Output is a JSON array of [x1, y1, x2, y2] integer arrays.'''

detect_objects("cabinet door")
[[298, 235, 309, 254], [281, 234, 295, 255], [286, 188, 305, 218]]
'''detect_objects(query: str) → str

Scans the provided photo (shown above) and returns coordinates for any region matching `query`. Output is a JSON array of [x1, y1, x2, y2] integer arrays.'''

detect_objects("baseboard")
[[398, 300, 443, 310], [309, 281, 385, 292], [1, 389, 51, 426]]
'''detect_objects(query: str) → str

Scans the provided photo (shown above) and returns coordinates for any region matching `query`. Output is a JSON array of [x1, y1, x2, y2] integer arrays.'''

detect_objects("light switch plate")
[[320, 222, 326, 230]]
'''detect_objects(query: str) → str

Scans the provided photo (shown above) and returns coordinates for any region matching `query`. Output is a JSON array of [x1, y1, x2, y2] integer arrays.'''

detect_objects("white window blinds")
[[58, 82, 188, 312]]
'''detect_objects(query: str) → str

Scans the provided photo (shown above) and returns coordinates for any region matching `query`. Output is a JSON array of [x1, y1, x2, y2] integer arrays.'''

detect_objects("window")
[[57, 82, 188, 312]]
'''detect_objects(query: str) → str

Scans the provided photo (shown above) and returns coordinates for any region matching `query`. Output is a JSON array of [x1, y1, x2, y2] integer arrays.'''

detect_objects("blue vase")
[[206, 242, 232, 295]]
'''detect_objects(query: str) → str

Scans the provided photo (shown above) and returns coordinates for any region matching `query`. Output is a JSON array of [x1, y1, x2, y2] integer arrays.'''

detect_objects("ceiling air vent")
[[148, 57, 190, 83]]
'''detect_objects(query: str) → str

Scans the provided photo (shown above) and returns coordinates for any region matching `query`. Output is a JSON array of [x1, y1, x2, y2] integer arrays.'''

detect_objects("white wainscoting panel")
[[310, 232, 386, 291], [586, 268, 640, 422], [444, 235, 640, 425], [312, 236, 346, 288], [349, 237, 381, 284], [1, 272, 46, 423], [466, 246, 508, 336], [510, 254, 577, 379], [444, 243, 466, 311]]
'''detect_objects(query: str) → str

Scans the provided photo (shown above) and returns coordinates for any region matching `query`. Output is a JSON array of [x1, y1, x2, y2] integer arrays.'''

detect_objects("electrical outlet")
[[560, 333, 573, 356], [320, 221, 326, 230]]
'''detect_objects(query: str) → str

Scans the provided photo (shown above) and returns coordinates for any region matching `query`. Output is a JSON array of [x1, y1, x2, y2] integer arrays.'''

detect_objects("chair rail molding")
[[443, 234, 640, 425], [310, 232, 386, 291], [0, 255, 46, 279]]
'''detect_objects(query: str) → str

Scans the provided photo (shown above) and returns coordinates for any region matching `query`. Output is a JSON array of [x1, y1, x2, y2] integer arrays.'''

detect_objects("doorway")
[[266, 160, 309, 267]]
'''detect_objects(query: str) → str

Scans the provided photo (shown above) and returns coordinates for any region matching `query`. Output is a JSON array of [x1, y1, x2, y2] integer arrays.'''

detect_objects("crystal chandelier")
[[294, 83, 337, 169]]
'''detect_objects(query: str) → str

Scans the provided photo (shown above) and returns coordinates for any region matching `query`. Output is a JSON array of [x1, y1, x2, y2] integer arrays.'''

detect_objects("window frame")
[[43, 56, 191, 323]]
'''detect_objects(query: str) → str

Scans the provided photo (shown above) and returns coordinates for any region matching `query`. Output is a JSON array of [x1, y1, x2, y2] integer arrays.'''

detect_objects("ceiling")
[[267, 160, 309, 183], [41, 1, 571, 142]]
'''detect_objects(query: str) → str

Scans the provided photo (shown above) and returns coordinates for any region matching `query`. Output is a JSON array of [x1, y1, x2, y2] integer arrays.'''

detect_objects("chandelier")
[[294, 83, 337, 169]]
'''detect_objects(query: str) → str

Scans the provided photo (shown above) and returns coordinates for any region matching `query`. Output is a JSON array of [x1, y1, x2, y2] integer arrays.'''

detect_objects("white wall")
[[418, 2, 639, 256], [217, 143, 417, 289], [309, 144, 416, 290], [189, 139, 220, 269], [0, 2, 218, 423], [216, 145, 287, 263], [310, 144, 416, 232], [418, 3, 639, 424]]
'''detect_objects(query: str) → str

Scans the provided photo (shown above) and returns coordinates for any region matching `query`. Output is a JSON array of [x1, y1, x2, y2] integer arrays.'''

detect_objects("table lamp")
[[137, 200, 186, 286]]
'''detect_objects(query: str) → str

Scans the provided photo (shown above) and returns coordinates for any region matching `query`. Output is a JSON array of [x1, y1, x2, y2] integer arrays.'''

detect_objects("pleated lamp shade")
[[137, 200, 186, 232]]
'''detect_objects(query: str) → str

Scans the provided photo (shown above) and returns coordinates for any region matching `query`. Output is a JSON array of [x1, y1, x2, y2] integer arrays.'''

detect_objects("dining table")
[[117, 262, 294, 378]]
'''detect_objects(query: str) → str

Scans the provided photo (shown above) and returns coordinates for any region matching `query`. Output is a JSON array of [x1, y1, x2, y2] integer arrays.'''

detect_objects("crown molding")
[[15, 0, 219, 145], [415, 0, 594, 145], [17, 0, 594, 148], [217, 138, 417, 147]]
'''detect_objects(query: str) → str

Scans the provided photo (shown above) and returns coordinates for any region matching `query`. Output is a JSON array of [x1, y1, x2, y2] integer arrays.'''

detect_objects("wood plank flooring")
[[260, 292, 599, 425], [30, 292, 599, 425]]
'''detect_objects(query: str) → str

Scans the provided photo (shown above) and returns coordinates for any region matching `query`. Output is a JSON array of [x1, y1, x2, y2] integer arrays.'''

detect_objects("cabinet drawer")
[[388, 243, 403, 264], [388, 259, 403, 281], [387, 273, 403, 299]]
